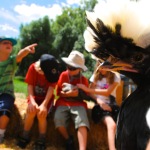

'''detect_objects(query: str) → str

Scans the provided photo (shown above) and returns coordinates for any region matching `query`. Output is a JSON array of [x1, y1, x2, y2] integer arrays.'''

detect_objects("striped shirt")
[[0, 55, 17, 98]]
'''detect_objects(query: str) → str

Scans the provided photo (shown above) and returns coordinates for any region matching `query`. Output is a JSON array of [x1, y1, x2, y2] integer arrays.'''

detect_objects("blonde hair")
[[93, 61, 115, 84]]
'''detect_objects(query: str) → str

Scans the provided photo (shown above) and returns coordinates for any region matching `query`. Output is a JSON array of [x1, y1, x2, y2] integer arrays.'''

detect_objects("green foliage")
[[51, 7, 86, 59], [81, 0, 98, 11], [17, 16, 53, 76], [16, 0, 99, 77], [14, 77, 27, 95]]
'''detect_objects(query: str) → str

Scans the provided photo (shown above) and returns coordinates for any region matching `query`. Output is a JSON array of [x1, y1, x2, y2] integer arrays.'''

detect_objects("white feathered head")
[[84, 0, 150, 73]]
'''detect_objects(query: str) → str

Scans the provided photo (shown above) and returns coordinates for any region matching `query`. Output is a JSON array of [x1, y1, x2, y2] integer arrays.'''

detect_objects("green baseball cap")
[[0, 36, 17, 46]]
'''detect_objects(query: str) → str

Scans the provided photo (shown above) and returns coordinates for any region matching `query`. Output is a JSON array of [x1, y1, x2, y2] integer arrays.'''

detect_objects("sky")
[[0, 0, 81, 38]]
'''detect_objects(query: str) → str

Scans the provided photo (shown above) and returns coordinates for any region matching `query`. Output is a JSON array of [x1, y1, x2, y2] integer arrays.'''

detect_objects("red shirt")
[[25, 63, 56, 103], [55, 70, 89, 109]]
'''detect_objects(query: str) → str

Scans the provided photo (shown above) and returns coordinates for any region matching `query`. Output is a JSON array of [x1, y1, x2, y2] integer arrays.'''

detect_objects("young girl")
[[77, 61, 121, 150]]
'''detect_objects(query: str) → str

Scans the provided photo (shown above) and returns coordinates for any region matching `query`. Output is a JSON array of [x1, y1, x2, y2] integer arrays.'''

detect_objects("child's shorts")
[[0, 93, 15, 118], [54, 106, 90, 130], [91, 104, 120, 124]]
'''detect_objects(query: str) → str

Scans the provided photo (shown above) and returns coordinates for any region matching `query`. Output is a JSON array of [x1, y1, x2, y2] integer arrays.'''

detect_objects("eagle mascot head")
[[84, 0, 150, 75]]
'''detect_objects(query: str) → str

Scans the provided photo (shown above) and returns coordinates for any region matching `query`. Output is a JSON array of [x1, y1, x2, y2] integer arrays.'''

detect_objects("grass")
[[13, 76, 58, 98], [13, 76, 27, 96]]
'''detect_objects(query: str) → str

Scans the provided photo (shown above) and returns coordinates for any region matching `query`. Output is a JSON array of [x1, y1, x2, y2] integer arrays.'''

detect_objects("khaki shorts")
[[54, 106, 90, 130]]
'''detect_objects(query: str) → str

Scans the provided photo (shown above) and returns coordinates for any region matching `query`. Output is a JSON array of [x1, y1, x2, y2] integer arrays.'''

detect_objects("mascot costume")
[[83, 0, 150, 149]]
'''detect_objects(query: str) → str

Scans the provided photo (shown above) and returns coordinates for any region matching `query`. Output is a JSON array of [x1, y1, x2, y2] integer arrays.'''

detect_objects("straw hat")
[[61, 50, 88, 71]]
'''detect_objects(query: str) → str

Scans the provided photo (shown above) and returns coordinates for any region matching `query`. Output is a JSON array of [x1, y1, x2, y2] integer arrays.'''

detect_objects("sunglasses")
[[67, 65, 78, 71]]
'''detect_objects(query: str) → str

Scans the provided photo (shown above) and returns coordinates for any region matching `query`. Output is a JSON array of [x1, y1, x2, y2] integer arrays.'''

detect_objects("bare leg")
[[16, 109, 36, 148], [57, 126, 69, 139], [37, 113, 47, 134], [77, 126, 87, 150], [0, 115, 9, 129], [0, 115, 9, 141], [146, 140, 150, 150], [24, 111, 36, 131], [103, 116, 116, 150]]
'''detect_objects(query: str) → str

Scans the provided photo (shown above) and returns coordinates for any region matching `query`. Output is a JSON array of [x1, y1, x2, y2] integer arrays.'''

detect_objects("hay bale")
[[87, 113, 108, 150], [30, 109, 108, 150], [5, 94, 109, 150], [5, 104, 23, 139], [116, 80, 124, 106], [5, 93, 27, 139]]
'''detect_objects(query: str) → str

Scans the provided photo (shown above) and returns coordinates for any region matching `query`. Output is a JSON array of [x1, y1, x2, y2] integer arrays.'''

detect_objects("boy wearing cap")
[[0, 36, 37, 143], [17, 54, 59, 150], [54, 50, 90, 150]]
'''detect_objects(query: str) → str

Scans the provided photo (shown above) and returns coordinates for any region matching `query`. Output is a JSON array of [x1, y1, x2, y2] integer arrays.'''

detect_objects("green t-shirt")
[[0, 55, 17, 98]]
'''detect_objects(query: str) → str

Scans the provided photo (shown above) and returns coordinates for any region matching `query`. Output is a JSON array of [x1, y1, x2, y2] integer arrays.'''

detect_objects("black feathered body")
[[117, 83, 150, 149]]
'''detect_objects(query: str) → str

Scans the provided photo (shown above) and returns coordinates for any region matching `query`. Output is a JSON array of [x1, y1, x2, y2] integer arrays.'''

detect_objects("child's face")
[[99, 68, 107, 75], [66, 65, 81, 76], [0, 40, 13, 54]]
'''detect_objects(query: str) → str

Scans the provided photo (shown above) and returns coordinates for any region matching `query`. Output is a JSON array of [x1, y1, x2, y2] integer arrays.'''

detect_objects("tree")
[[16, 0, 99, 77], [81, 0, 98, 11], [17, 16, 53, 76]]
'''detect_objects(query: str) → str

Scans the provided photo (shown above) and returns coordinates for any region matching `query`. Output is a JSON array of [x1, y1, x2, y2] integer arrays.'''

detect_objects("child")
[[54, 50, 89, 150], [77, 61, 121, 150], [0, 36, 37, 143], [17, 54, 60, 150]]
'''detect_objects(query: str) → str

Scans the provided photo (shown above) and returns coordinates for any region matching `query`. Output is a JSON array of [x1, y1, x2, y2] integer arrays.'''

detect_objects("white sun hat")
[[62, 50, 88, 71]]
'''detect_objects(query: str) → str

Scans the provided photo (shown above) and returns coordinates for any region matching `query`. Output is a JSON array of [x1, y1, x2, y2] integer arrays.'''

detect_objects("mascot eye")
[[91, 48, 109, 60], [130, 52, 145, 64]]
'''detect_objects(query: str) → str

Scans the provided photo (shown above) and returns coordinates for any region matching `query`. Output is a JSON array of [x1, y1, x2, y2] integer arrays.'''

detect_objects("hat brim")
[[0, 38, 17, 46], [62, 57, 88, 71]]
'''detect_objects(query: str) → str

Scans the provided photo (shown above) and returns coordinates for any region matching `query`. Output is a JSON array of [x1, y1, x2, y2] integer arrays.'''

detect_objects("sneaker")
[[66, 136, 75, 150], [0, 134, 4, 144], [33, 138, 46, 150], [16, 136, 30, 149]]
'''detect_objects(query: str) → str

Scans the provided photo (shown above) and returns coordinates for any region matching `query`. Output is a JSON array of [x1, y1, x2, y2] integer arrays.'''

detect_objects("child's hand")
[[38, 103, 47, 118], [61, 89, 78, 97], [24, 43, 37, 54], [16, 43, 37, 63], [77, 84, 88, 92], [27, 101, 38, 113]]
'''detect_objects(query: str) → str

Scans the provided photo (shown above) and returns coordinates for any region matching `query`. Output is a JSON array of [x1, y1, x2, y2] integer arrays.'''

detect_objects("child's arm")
[[41, 86, 54, 107], [27, 84, 39, 113], [16, 43, 37, 63], [77, 82, 118, 97], [38, 86, 54, 117]]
